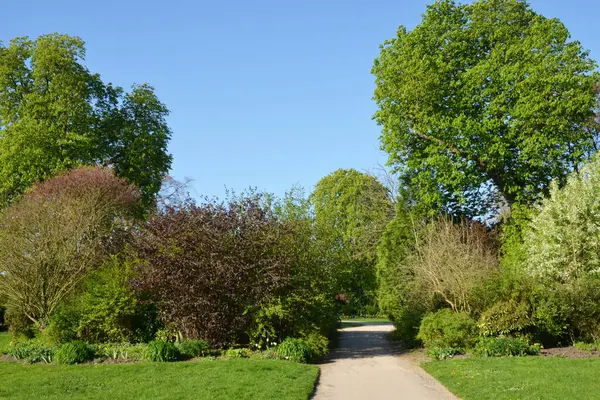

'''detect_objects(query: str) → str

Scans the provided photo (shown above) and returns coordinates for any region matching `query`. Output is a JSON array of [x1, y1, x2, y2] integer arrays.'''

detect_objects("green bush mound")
[[177, 340, 209, 359], [474, 337, 540, 357], [143, 340, 180, 362], [54, 341, 95, 364], [417, 309, 477, 350], [8, 341, 54, 364], [277, 338, 313, 363]]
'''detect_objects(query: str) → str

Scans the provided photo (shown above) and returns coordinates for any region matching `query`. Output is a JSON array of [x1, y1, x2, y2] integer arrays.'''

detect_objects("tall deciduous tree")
[[0, 34, 172, 208], [311, 169, 393, 313], [373, 0, 599, 217]]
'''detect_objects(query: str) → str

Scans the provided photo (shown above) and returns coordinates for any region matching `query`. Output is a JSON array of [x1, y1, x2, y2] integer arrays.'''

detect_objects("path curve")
[[312, 322, 457, 400]]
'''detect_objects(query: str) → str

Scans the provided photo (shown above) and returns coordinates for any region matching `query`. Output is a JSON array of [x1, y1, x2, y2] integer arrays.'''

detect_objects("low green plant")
[[224, 348, 253, 359], [177, 340, 209, 358], [143, 340, 180, 362], [277, 338, 312, 363], [97, 342, 147, 361], [426, 346, 463, 361], [54, 341, 95, 364], [303, 333, 329, 361], [573, 342, 600, 353], [252, 349, 279, 360], [8, 341, 54, 363], [417, 309, 477, 350], [474, 337, 540, 357]]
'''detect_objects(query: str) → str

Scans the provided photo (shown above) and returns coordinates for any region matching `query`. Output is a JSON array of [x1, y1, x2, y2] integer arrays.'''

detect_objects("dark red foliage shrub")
[[131, 195, 292, 345]]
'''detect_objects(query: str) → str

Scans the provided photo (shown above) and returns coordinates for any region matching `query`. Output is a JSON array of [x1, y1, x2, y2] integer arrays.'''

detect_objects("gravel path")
[[312, 322, 457, 400]]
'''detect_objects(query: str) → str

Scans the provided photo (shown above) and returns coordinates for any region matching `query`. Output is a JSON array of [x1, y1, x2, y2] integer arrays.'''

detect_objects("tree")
[[311, 169, 393, 314], [373, 0, 599, 217], [0, 34, 172, 208], [0, 167, 139, 329]]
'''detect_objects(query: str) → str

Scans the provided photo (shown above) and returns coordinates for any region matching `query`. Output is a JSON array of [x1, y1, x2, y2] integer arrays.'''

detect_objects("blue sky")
[[1, 0, 599, 199]]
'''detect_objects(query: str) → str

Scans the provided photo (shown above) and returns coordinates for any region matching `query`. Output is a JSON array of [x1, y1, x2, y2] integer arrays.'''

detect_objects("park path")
[[312, 322, 457, 400]]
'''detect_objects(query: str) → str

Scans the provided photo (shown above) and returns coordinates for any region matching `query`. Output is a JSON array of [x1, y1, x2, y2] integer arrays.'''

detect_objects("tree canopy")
[[0, 34, 172, 208], [373, 0, 600, 217]]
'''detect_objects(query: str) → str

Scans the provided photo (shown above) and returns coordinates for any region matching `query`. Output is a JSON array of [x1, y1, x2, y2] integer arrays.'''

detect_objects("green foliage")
[[426, 346, 463, 361], [177, 340, 209, 358], [143, 340, 180, 362], [8, 341, 54, 363], [312, 169, 393, 314], [474, 337, 540, 357], [417, 309, 477, 350], [0, 34, 172, 208], [478, 300, 532, 338], [54, 341, 95, 364], [96, 343, 147, 361], [302, 333, 329, 361], [224, 348, 253, 359], [524, 155, 600, 283], [373, 0, 599, 217], [276, 338, 313, 364]]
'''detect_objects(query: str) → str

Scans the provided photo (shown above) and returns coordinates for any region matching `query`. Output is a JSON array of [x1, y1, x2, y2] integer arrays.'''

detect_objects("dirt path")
[[312, 322, 457, 400]]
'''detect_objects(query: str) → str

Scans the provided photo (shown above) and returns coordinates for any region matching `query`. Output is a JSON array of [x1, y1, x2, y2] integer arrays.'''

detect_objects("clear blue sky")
[[1, 1, 599, 199]]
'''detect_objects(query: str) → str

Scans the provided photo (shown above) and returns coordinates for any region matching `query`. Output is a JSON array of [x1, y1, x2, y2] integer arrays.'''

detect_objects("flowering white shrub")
[[524, 155, 600, 282]]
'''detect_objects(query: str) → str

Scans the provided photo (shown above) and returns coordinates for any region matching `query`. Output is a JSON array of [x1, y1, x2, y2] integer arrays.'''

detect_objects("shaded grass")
[[0, 359, 319, 400], [343, 317, 391, 323], [0, 331, 11, 354], [423, 357, 600, 400]]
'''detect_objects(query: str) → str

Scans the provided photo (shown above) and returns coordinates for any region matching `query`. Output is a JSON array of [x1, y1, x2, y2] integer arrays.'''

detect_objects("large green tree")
[[311, 169, 393, 314], [0, 34, 172, 208], [373, 0, 599, 217]]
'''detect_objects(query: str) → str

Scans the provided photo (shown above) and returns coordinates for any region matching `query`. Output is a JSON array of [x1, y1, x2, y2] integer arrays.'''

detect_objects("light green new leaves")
[[524, 155, 600, 283]]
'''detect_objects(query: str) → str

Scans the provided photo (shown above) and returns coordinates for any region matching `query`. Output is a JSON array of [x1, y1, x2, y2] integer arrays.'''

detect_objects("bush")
[[478, 299, 533, 338], [54, 341, 95, 364], [177, 340, 209, 358], [224, 348, 253, 359], [143, 340, 180, 362], [426, 346, 463, 361], [303, 333, 329, 361], [523, 155, 600, 283], [132, 195, 292, 346], [0, 305, 6, 331], [276, 338, 313, 363], [474, 337, 540, 357], [417, 309, 477, 350], [8, 341, 54, 363]]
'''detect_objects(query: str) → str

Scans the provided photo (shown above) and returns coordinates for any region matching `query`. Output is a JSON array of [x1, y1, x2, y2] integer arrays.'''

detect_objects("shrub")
[[8, 341, 54, 363], [276, 338, 313, 363], [426, 347, 463, 361], [224, 348, 253, 359], [143, 340, 180, 362], [177, 340, 209, 358], [132, 195, 292, 346], [303, 333, 329, 361], [523, 155, 600, 283], [0, 305, 6, 332], [54, 341, 95, 365], [411, 218, 499, 314], [0, 167, 139, 331], [417, 309, 477, 350], [474, 337, 540, 357], [478, 300, 533, 337]]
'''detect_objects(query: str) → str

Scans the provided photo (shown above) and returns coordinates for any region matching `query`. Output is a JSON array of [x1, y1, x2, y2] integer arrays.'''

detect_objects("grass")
[[423, 357, 600, 400], [0, 331, 11, 354], [0, 359, 319, 400], [342, 317, 390, 323]]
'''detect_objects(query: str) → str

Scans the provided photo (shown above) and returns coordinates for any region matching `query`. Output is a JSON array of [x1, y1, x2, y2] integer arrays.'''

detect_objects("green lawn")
[[341, 317, 390, 323], [424, 357, 600, 400], [0, 331, 11, 354], [0, 359, 319, 400]]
